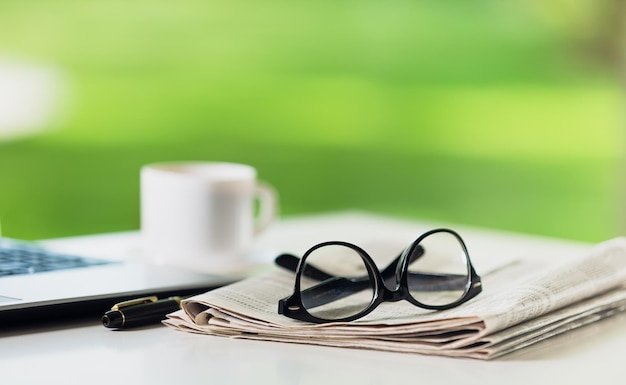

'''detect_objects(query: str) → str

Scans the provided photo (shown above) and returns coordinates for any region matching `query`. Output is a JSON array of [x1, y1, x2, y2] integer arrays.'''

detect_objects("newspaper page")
[[164, 237, 626, 360]]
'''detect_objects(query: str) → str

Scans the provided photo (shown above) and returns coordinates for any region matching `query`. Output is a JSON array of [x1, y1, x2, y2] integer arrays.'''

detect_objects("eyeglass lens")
[[407, 231, 470, 306], [299, 244, 375, 320]]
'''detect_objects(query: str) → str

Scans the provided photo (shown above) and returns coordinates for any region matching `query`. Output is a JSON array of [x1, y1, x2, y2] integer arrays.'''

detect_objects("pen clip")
[[110, 296, 158, 311]]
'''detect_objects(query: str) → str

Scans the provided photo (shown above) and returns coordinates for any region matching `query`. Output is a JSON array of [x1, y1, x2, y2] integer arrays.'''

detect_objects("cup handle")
[[254, 182, 278, 235]]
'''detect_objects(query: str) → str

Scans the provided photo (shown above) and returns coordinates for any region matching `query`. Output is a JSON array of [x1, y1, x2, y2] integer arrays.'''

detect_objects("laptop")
[[0, 236, 237, 324]]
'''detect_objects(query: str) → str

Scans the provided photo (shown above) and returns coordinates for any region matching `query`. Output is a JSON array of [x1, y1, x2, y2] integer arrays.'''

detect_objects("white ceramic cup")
[[140, 162, 278, 270]]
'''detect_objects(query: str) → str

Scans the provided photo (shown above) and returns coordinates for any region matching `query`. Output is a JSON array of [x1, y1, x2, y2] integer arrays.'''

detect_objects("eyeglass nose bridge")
[[381, 285, 406, 303]]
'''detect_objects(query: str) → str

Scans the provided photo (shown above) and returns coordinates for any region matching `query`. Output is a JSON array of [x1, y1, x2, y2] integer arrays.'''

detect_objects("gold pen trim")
[[110, 296, 158, 311]]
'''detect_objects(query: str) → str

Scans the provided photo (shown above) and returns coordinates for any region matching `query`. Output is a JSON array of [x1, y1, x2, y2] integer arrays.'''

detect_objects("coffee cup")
[[140, 161, 278, 271]]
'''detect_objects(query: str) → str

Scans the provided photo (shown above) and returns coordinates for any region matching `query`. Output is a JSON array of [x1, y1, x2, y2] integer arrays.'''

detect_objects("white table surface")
[[1, 212, 625, 385]]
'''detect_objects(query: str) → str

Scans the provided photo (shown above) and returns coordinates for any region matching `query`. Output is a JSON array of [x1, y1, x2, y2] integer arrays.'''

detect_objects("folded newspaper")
[[164, 237, 626, 360]]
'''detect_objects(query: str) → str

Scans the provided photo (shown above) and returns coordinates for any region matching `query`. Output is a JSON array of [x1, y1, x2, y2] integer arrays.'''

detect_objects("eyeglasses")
[[276, 229, 482, 323]]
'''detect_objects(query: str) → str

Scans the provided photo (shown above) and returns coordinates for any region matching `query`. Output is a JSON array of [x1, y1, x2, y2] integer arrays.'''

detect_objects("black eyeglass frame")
[[278, 228, 482, 324]]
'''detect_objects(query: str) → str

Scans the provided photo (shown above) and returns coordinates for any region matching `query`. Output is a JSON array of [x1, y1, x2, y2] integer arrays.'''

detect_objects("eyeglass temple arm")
[[275, 252, 469, 309], [274, 253, 333, 281], [281, 271, 470, 311], [293, 276, 373, 309], [405, 273, 470, 292]]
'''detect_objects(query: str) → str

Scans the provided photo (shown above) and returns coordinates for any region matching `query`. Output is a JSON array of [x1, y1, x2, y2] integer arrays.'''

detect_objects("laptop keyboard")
[[0, 243, 113, 276]]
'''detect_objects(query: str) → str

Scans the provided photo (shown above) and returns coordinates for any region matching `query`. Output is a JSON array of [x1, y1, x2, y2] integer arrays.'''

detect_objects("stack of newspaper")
[[164, 237, 626, 360]]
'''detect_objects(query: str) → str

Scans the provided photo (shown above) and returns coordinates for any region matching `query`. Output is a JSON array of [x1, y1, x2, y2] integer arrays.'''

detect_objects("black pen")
[[102, 296, 182, 329]]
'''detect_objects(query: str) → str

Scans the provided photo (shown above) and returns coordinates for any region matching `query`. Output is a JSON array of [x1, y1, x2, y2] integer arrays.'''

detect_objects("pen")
[[102, 296, 182, 329]]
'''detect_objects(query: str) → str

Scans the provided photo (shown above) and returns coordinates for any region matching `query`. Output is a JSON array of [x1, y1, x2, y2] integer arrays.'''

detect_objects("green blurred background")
[[0, 0, 624, 242]]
